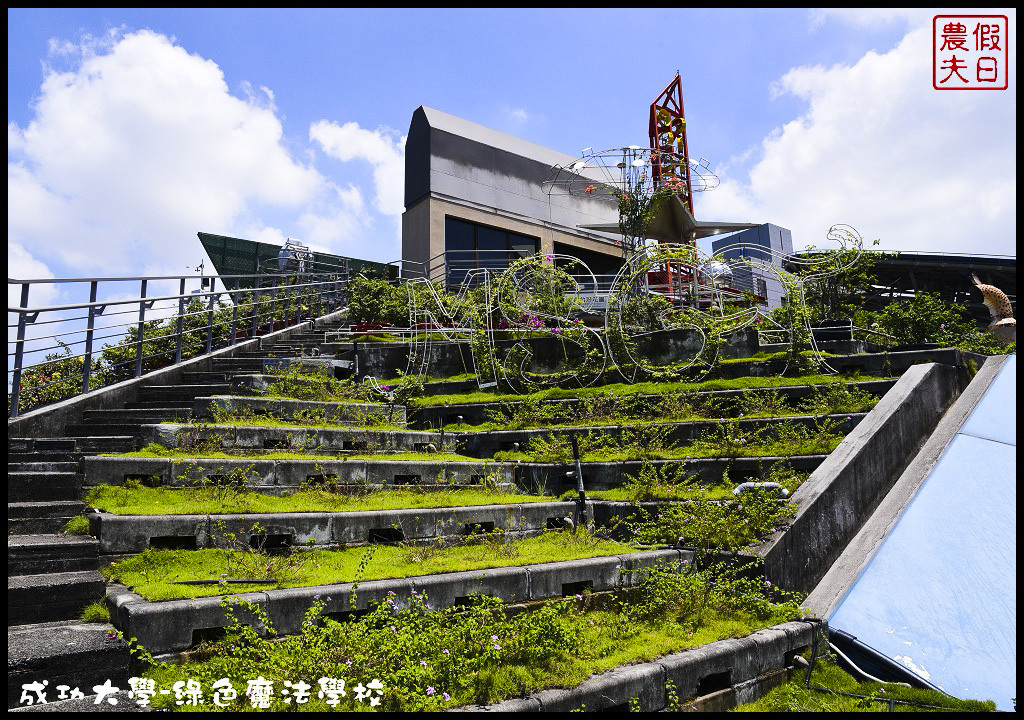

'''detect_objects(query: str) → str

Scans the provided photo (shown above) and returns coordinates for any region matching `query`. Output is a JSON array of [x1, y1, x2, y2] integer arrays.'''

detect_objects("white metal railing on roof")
[[7, 270, 348, 418]]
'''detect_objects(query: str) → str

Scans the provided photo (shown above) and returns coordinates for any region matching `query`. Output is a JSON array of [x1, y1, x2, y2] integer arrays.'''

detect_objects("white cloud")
[[7, 29, 370, 278], [309, 120, 406, 217], [697, 22, 1016, 255]]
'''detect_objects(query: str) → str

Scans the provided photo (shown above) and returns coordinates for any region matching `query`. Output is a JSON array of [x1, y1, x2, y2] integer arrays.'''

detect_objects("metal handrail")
[[7, 270, 349, 418]]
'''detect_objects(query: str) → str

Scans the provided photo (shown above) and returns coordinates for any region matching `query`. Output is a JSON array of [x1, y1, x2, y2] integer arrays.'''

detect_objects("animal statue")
[[970, 274, 1016, 342]]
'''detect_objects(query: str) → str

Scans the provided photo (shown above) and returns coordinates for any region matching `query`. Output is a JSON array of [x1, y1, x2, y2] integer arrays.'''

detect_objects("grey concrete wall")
[[109, 548, 691, 653], [754, 363, 965, 593], [456, 620, 815, 712]]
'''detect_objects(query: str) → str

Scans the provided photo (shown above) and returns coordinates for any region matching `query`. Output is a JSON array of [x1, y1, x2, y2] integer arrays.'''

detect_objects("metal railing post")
[[251, 288, 260, 338], [134, 279, 148, 378], [82, 280, 98, 393], [9, 283, 30, 418], [230, 287, 239, 346], [205, 277, 217, 354], [270, 287, 278, 333], [175, 277, 186, 364], [283, 281, 291, 330]]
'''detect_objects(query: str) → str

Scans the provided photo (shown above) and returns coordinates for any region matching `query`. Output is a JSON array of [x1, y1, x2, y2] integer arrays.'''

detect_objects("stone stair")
[[6, 319, 351, 707]]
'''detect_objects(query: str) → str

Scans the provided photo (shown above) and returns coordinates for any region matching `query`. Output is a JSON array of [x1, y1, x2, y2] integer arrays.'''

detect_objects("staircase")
[[7, 320, 349, 708]]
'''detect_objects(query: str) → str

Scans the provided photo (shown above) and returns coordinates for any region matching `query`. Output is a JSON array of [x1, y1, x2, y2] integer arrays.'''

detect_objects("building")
[[401, 106, 627, 286], [401, 106, 764, 295], [711, 223, 794, 310]]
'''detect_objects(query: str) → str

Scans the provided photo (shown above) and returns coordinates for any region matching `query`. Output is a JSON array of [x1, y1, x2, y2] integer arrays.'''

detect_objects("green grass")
[[111, 445, 482, 463], [735, 655, 996, 712], [579, 485, 738, 503], [131, 564, 805, 711], [190, 417, 407, 431], [103, 532, 637, 602], [80, 600, 111, 624], [493, 437, 841, 464], [63, 515, 90, 535], [411, 373, 883, 407], [446, 408, 866, 434], [84, 485, 554, 516]]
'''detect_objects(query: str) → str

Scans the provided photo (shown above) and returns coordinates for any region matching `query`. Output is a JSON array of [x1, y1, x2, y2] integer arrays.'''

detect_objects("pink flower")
[[585, 185, 596, 193]]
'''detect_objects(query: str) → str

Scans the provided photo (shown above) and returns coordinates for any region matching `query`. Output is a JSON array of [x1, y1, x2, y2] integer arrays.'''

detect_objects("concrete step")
[[137, 383, 231, 400], [7, 517, 77, 536], [63, 424, 147, 439], [7, 463, 79, 474], [81, 408, 191, 423], [8, 472, 81, 503], [8, 502, 84, 535], [8, 535, 99, 576], [7, 621, 130, 710], [124, 400, 193, 411], [8, 437, 136, 455], [8, 571, 106, 626], [8, 439, 78, 454], [6, 454, 77, 465], [180, 371, 232, 383]]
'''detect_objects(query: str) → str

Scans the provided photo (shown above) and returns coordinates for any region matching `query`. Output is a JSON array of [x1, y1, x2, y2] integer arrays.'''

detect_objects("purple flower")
[[491, 635, 498, 642], [427, 687, 436, 696], [493, 644, 501, 651], [421, 660, 428, 668], [443, 692, 451, 702], [442, 649, 450, 656]]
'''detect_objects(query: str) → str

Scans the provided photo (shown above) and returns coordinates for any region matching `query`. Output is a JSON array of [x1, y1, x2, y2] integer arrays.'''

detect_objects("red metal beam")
[[649, 74, 695, 220]]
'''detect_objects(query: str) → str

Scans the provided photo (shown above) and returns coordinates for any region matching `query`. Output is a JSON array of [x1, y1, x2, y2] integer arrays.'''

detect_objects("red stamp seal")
[[934, 15, 1009, 90]]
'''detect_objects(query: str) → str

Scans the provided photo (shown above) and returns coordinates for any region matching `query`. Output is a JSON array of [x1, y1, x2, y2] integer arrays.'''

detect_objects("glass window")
[[442, 216, 540, 282]]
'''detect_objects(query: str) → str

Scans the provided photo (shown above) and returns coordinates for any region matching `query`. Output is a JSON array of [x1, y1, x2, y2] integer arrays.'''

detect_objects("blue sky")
[[8, 8, 1017, 288]]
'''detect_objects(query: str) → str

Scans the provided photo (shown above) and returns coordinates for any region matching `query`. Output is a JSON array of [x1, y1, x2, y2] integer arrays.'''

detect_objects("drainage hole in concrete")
[[305, 474, 339, 486], [367, 527, 405, 544], [342, 441, 367, 452], [394, 474, 421, 485], [206, 475, 243, 487], [561, 580, 593, 597], [696, 670, 732, 696], [192, 626, 229, 645], [124, 473, 164, 488], [547, 517, 570, 530], [325, 609, 370, 623], [249, 534, 292, 553], [463, 521, 495, 535], [469, 475, 485, 485], [149, 536, 198, 551], [453, 594, 494, 609], [263, 439, 289, 450]]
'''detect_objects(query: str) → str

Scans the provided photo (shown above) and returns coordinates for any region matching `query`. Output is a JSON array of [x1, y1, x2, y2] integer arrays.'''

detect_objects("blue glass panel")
[[830, 356, 1017, 710]]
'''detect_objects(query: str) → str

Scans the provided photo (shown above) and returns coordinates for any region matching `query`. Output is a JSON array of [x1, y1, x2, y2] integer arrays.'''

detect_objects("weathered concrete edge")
[[754, 362, 965, 593], [803, 354, 1009, 618], [109, 549, 689, 654], [452, 620, 816, 712], [7, 309, 346, 438]]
